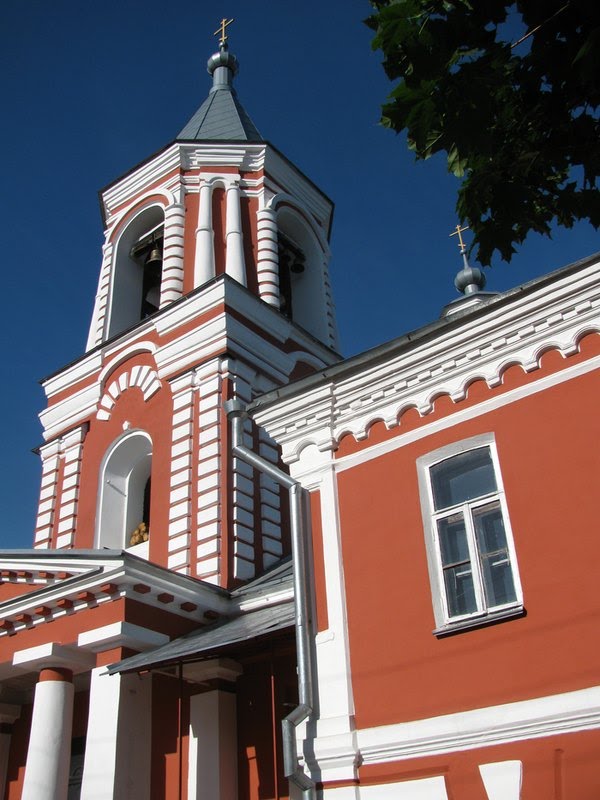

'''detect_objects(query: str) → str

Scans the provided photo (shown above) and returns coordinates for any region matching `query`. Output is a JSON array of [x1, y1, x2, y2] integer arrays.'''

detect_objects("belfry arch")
[[106, 205, 165, 339], [95, 430, 153, 551], [274, 201, 331, 344]]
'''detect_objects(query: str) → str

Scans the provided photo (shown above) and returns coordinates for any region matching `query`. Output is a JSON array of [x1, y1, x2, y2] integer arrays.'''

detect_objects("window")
[[95, 430, 152, 554], [418, 435, 522, 632]]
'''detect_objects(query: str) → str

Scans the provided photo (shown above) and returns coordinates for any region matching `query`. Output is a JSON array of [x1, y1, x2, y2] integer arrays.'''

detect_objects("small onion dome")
[[207, 45, 239, 86], [454, 261, 486, 296]]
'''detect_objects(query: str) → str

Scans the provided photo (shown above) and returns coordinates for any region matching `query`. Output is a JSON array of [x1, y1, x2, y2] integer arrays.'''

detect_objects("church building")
[[1, 25, 600, 800]]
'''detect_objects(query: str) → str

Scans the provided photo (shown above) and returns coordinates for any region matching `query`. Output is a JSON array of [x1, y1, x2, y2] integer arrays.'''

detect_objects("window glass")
[[438, 513, 477, 616], [474, 502, 517, 607], [431, 447, 497, 510]]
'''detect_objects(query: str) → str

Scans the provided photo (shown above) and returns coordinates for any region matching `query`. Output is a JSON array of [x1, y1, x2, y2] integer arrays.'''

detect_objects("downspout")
[[224, 399, 316, 798]]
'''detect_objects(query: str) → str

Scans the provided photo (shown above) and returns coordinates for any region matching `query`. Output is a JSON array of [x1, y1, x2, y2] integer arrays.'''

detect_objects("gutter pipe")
[[224, 399, 316, 798]]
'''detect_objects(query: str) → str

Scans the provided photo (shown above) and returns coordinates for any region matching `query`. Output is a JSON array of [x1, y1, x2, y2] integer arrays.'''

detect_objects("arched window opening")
[[277, 232, 306, 321], [131, 227, 164, 319], [96, 431, 152, 554], [276, 207, 328, 343], [107, 207, 165, 339]]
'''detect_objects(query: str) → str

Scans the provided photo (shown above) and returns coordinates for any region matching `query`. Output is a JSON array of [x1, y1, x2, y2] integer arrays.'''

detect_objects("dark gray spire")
[[177, 44, 263, 142]]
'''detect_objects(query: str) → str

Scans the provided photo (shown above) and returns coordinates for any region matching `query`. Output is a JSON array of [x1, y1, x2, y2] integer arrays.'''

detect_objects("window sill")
[[433, 606, 525, 638]]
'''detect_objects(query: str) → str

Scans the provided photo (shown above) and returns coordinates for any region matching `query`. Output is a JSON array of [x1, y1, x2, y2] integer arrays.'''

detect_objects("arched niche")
[[107, 205, 165, 339], [276, 205, 329, 344], [95, 430, 152, 552]]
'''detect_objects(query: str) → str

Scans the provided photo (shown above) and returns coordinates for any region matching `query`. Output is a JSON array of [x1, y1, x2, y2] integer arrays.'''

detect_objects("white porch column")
[[80, 667, 152, 800], [0, 703, 20, 800], [194, 181, 215, 287], [186, 659, 242, 800], [22, 668, 74, 800], [225, 182, 247, 286]]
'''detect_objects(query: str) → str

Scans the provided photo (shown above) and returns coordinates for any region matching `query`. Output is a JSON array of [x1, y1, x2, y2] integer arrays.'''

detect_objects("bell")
[[145, 242, 162, 268]]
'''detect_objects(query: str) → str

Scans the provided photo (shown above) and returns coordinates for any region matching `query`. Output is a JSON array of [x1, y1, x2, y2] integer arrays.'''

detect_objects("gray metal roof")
[[108, 600, 294, 674], [178, 88, 262, 142], [177, 45, 262, 142]]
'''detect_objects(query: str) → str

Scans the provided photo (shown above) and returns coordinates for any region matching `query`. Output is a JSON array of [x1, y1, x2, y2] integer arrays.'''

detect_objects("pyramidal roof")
[[177, 44, 263, 142]]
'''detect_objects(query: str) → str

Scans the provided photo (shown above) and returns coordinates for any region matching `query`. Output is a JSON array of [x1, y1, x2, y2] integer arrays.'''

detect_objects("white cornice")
[[263, 151, 332, 231], [102, 144, 182, 219], [253, 259, 600, 462], [356, 685, 600, 763], [0, 552, 230, 639]]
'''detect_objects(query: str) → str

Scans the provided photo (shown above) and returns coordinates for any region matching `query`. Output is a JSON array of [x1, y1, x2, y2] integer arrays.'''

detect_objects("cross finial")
[[214, 17, 234, 47], [449, 223, 470, 253]]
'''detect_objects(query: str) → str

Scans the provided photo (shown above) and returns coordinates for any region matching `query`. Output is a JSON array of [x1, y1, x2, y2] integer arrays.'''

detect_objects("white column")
[[80, 667, 152, 800], [194, 182, 215, 287], [256, 207, 281, 307], [188, 691, 238, 800], [0, 703, 20, 800], [160, 202, 186, 306], [22, 668, 74, 800], [225, 182, 247, 286]]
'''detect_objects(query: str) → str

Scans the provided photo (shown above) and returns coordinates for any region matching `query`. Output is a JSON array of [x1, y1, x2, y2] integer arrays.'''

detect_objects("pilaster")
[[80, 667, 152, 800], [256, 207, 280, 307], [160, 201, 185, 305]]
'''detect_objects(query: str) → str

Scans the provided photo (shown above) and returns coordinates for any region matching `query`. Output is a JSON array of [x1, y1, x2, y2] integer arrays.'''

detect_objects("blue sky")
[[1, 0, 598, 548]]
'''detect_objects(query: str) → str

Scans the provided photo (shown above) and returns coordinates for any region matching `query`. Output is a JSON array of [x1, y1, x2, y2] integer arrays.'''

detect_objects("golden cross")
[[449, 223, 469, 251], [214, 17, 234, 47]]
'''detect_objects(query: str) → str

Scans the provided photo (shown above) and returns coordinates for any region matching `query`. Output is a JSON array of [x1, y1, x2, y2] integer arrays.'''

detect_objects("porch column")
[[80, 666, 152, 800], [186, 658, 242, 800], [0, 703, 20, 799], [22, 668, 74, 800]]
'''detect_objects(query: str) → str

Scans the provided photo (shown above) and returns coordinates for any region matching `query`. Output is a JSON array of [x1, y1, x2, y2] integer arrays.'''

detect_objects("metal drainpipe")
[[224, 399, 316, 798]]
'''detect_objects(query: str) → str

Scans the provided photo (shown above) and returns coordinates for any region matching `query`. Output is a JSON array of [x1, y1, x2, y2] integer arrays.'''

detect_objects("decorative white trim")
[[96, 366, 161, 421], [253, 258, 600, 461], [356, 685, 600, 764]]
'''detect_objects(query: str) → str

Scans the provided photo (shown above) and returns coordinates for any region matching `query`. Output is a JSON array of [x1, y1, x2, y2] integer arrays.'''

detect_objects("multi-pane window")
[[418, 436, 522, 629]]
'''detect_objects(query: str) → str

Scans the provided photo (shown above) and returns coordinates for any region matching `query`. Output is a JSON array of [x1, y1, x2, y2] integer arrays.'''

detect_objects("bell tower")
[[35, 35, 340, 588]]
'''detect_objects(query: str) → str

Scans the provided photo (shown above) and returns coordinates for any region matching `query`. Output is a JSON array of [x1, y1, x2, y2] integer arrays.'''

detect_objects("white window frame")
[[417, 433, 523, 633]]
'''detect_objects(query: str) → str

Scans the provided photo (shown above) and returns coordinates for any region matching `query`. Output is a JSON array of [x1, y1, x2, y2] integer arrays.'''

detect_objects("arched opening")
[[276, 207, 329, 343], [107, 206, 165, 339], [95, 430, 153, 552]]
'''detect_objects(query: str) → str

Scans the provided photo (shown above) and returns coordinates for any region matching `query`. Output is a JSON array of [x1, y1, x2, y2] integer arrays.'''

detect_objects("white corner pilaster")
[[22, 668, 74, 800], [194, 181, 215, 287], [290, 447, 358, 784], [86, 238, 114, 350], [34, 440, 61, 549], [55, 426, 86, 550], [256, 207, 280, 307], [80, 667, 152, 800], [167, 371, 195, 574], [160, 202, 185, 306], [186, 659, 242, 800], [225, 181, 247, 286]]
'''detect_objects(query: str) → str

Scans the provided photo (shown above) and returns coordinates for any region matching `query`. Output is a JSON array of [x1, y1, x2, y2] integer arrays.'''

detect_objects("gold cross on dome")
[[214, 17, 234, 46], [449, 223, 470, 251]]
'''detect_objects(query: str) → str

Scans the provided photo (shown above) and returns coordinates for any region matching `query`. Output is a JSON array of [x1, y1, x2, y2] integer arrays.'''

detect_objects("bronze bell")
[[145, 242, 162, 268]]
